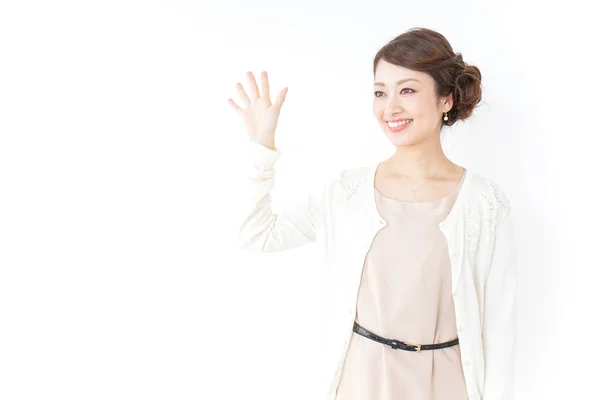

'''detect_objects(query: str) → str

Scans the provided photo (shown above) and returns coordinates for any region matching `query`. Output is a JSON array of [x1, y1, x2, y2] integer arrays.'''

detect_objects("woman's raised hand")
[[228, 71, 288, 151]]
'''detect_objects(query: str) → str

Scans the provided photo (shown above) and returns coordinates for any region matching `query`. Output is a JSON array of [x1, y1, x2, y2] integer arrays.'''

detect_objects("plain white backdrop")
[[0, 0, 597, 399]]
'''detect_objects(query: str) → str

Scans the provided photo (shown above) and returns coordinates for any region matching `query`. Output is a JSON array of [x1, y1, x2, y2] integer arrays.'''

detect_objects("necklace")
[[408, 156, 447, 202]]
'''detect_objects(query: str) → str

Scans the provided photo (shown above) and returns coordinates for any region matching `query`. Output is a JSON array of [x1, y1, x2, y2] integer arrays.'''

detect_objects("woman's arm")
[[237, 140, 330, 253], [481, 207, 518, 400]]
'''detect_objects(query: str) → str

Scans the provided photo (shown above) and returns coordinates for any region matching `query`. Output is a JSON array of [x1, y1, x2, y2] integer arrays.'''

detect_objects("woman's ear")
[[443, 93, 454, 111]]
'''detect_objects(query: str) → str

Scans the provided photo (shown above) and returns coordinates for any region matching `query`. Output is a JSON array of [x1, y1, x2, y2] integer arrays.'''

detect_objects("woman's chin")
[[385, 131, 416, 146], [382, 125, 428, 147]]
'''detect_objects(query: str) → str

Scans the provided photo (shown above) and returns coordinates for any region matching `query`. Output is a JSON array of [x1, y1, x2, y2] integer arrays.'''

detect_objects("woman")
[[229, 27, 517, 400]]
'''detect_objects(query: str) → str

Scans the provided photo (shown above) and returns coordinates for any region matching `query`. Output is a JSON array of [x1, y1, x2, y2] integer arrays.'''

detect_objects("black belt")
[[353, 321, 459, 352]]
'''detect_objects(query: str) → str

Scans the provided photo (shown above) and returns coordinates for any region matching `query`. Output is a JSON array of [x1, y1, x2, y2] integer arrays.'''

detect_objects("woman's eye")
[[374, 88, 414, 98]]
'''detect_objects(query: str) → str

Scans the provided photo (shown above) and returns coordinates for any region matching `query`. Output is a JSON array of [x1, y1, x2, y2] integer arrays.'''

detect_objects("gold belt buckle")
[[403, 340, 422, 352]]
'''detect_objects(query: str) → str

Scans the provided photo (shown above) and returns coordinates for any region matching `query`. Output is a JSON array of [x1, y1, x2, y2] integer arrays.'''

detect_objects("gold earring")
[[443, 112, 449, 121]]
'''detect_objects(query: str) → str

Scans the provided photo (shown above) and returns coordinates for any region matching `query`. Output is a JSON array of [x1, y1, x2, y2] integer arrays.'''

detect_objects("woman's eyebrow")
[[374, 78, 420, 86]]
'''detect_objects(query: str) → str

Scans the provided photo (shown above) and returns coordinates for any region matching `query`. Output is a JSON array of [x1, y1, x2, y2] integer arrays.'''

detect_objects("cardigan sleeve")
[[236, 140, 331, 253], [481, 207, 518, 399]]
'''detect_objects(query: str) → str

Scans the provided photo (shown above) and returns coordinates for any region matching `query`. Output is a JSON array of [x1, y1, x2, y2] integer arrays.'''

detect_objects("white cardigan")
[[237, 141, 518, 400]]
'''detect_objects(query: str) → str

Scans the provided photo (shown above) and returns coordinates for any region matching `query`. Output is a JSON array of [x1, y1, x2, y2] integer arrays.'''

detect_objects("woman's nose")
[[384, 100, 403, 118]]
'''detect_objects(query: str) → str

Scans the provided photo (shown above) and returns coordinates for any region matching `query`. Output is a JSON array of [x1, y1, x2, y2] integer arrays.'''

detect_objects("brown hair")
[[373, 27, 482, 127]]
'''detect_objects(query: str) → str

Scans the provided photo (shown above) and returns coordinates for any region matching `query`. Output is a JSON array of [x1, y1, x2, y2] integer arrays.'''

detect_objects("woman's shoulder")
[[319, 165, 370, 189], [335, 164, 370, 179], [464, 171, 512, 216]]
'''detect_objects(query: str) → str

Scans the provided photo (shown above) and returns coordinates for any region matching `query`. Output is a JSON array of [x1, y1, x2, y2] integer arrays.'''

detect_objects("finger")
[[236, 82, 251, 107], [227, 98, 243, 114], [261, 71, 271, 106], [275, 87, 288, 107], [247, 71, 260, 102]]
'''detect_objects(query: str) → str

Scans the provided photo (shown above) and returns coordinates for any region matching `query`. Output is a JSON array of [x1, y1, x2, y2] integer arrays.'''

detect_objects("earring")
[[443, 112, 449, 121]]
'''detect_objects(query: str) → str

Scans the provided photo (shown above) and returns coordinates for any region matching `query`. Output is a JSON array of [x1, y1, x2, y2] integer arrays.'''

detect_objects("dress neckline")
[[374, 168, 467, 216]]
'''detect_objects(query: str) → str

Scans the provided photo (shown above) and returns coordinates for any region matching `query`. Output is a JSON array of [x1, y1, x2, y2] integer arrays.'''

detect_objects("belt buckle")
[[403, 340, 422, 352]]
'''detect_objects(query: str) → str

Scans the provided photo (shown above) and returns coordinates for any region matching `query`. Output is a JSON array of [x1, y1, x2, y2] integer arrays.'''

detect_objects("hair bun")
[[454, 53, 465, 66]]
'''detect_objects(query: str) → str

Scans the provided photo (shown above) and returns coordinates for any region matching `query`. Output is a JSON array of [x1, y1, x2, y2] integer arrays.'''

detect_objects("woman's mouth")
[[387, 119, 413, 132]]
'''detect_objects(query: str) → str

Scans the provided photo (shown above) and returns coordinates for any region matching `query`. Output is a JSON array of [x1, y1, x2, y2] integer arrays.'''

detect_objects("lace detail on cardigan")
[[337, 178, 363, 202], [465, 179, 511, 253]]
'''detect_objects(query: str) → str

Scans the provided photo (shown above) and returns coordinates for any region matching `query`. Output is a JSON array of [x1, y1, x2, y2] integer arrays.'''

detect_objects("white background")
[[0, 0, 597, 399]]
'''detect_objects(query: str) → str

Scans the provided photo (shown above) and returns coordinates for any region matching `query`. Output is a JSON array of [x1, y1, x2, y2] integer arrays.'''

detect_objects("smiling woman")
[[234, 26, 516, 400], [330, 28, 509, 400]]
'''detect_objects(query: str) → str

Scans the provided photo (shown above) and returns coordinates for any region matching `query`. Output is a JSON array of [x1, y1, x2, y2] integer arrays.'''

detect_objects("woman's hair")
[[373, 27, 482, 127]]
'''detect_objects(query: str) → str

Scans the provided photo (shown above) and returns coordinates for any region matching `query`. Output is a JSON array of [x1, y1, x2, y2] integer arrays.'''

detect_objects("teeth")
[[387, 119, 413, 127]]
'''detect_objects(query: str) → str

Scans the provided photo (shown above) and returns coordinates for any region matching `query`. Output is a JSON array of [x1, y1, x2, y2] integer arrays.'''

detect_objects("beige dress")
[[335, 170, 469, 400]]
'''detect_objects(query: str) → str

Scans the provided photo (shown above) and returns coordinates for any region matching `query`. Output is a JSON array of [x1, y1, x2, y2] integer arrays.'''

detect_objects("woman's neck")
[[387, 142, 449, 181]]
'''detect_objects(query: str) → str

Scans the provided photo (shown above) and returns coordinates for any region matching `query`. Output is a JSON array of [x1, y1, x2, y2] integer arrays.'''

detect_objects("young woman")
[[229, 27, 517, 400]]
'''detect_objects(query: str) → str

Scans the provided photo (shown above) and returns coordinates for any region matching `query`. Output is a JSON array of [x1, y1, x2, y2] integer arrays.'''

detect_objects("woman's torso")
[[334, 167, 469, 400]]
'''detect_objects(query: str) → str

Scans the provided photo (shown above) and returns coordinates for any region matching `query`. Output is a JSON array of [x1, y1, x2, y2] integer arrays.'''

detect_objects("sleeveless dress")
[[335, 170, 469, 400]]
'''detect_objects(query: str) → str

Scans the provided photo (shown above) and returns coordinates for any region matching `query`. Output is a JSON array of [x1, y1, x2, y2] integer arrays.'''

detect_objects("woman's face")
[[372, 60, 452, 148]]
